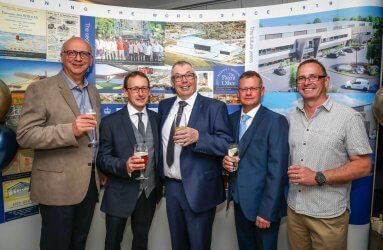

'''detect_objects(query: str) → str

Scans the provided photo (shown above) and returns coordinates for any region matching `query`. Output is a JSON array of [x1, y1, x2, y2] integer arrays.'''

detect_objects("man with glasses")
[[17, 37, 101, 250], [159, 61, 232, 250], [223, 71, 289, 250], [287, 59, 372, 249], [97, 71, 162, 250]]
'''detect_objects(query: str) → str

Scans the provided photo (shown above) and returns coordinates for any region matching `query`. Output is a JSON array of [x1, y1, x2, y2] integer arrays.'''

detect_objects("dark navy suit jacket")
[[229, 105, 289, 222], [158, 94, 232, 213], [97, 106, 162, 218]]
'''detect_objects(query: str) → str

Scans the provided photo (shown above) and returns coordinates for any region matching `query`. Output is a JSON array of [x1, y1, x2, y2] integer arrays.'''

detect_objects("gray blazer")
[[17, 73, 101, 206]]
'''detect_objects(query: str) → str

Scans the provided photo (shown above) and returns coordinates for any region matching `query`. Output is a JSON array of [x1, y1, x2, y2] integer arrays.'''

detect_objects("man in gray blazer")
[[17, 37, 101, 250]]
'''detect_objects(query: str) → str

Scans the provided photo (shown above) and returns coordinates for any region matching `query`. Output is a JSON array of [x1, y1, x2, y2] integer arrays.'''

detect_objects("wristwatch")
[[315, 172, 326, 186]]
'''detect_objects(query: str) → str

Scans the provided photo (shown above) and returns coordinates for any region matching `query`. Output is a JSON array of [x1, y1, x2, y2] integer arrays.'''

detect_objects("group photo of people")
[[94, 18, 165, 65], [95, 36, 164, 64]]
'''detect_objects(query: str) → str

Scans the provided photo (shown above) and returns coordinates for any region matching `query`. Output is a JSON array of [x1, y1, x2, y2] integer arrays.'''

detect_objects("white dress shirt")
[[240, 104, 261, 133], [162, 92, 198, 180], [127, 102, 148, 131]]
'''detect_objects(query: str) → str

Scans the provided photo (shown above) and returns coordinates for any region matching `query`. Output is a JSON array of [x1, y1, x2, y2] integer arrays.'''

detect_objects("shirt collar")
[[127, 102, 147, 117], [61, 70, 88, 90], [241, 104, 261, 119], [175, 91, 198, 108], [297, 96, 332, 112], [322, 97, 333, 111]]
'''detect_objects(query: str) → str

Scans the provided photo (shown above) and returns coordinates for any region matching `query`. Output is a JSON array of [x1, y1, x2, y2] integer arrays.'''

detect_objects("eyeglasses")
[[238, 87, 262, 92], [172, 73, 195, 82], [62, 50, 92, 59], [296, 74, 327, 84], [126, 86, 150, 94]]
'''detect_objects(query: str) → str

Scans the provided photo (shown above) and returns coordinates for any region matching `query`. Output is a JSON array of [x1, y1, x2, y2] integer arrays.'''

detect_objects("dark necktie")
[[137, 112, 145, 140], [166, 101, 187, 167]]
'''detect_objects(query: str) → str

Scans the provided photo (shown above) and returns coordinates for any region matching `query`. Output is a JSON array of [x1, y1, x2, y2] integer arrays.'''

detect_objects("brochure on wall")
[[0, 3, 46, 59], [0, 149, 38, 223], [46, 11, 80, 62]]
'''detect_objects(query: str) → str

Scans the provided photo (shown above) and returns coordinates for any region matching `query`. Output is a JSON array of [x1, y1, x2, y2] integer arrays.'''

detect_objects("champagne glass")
[[86, 108, 98, 147], [174, 113, 187, 146], [134, 143, 149, 180], [175, 113, 187, 132], [228, 143, 239, 172]]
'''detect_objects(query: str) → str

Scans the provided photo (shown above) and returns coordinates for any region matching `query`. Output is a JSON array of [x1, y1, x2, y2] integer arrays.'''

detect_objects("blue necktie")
[[239, 114, 250, 141]]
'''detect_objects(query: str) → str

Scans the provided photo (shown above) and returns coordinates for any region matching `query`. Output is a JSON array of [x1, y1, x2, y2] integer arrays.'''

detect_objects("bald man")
[[17, 37, 101, 250]]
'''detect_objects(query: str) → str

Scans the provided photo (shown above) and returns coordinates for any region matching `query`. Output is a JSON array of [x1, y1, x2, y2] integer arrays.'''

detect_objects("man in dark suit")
[[17, 37, 101, 250], [223, 71, 289, 250], [97, 71, 162, 250], [158, 61, 232, 250]]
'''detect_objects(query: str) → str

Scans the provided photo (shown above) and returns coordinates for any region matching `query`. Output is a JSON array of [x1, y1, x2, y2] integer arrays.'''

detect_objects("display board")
[[0, 0, 382, 230]]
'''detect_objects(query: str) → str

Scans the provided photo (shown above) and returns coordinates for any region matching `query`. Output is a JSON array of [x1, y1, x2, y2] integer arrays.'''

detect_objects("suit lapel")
[[88, 85, 100, 119], [57, 74, 81, 117], [120, 107, 137, 148], [232, 111, 241, 144], [188, 94, 203, 128], [238, 105, 266, 158]]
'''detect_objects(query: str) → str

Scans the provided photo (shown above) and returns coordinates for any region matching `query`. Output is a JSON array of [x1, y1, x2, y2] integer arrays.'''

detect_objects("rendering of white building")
[[176, 36, 242, 57], [259, 21, 374, 66]]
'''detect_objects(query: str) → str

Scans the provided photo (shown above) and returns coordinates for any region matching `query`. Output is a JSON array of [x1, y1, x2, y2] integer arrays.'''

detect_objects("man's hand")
[[255, 216, 270, 229], [223, 155, 240, 172], [99, 172, 107, 186], [173, 127, 199, 147], [126, 156, 145, 173], [72, 114, 97, 137], [287, 165, 317, 186]]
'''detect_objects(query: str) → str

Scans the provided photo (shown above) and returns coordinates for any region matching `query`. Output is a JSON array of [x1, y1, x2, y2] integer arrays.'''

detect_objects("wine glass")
[[228, 143, 239, 172], [86, 108, 98, 147], [134, 143, 149, 180]]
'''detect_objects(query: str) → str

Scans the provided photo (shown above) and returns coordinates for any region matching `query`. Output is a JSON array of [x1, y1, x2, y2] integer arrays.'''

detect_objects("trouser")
[[287, 206, 349, 250]]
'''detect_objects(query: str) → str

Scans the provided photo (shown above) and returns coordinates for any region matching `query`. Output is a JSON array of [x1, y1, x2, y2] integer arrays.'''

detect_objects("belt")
[[88, 162, 96, 170], [164, 177, 182, 183]]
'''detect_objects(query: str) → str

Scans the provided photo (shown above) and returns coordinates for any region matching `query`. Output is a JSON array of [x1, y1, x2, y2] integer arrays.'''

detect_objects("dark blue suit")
[[158, 94, 232, 250], [97, 106, 162, 250], [229, 105, 289, 250]]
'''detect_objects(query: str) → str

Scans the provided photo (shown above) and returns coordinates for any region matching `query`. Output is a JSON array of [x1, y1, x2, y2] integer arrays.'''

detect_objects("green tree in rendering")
[[96, 18, 115, 38], [366, 27, 382, 66], [149, 22, 165, 42], [364, 16, 381, 28], [350, 16, 362, 21], [289, 64, 297, 90], [313, 18, 322, 23]]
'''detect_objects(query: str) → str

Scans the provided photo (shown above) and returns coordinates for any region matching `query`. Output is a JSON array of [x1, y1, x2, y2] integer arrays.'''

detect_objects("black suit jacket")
[[97, 106, 162, 218]]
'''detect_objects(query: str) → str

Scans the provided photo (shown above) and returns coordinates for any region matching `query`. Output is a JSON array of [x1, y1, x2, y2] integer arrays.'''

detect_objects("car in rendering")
[[273, 66, 286, 76], [336, 64, 353, 72], [345, 78, 370, 91], [354, 65, 365, 74], [338, 50, 346, 56], [327, 52, 339, 58], [343, 48, 353, 53]]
